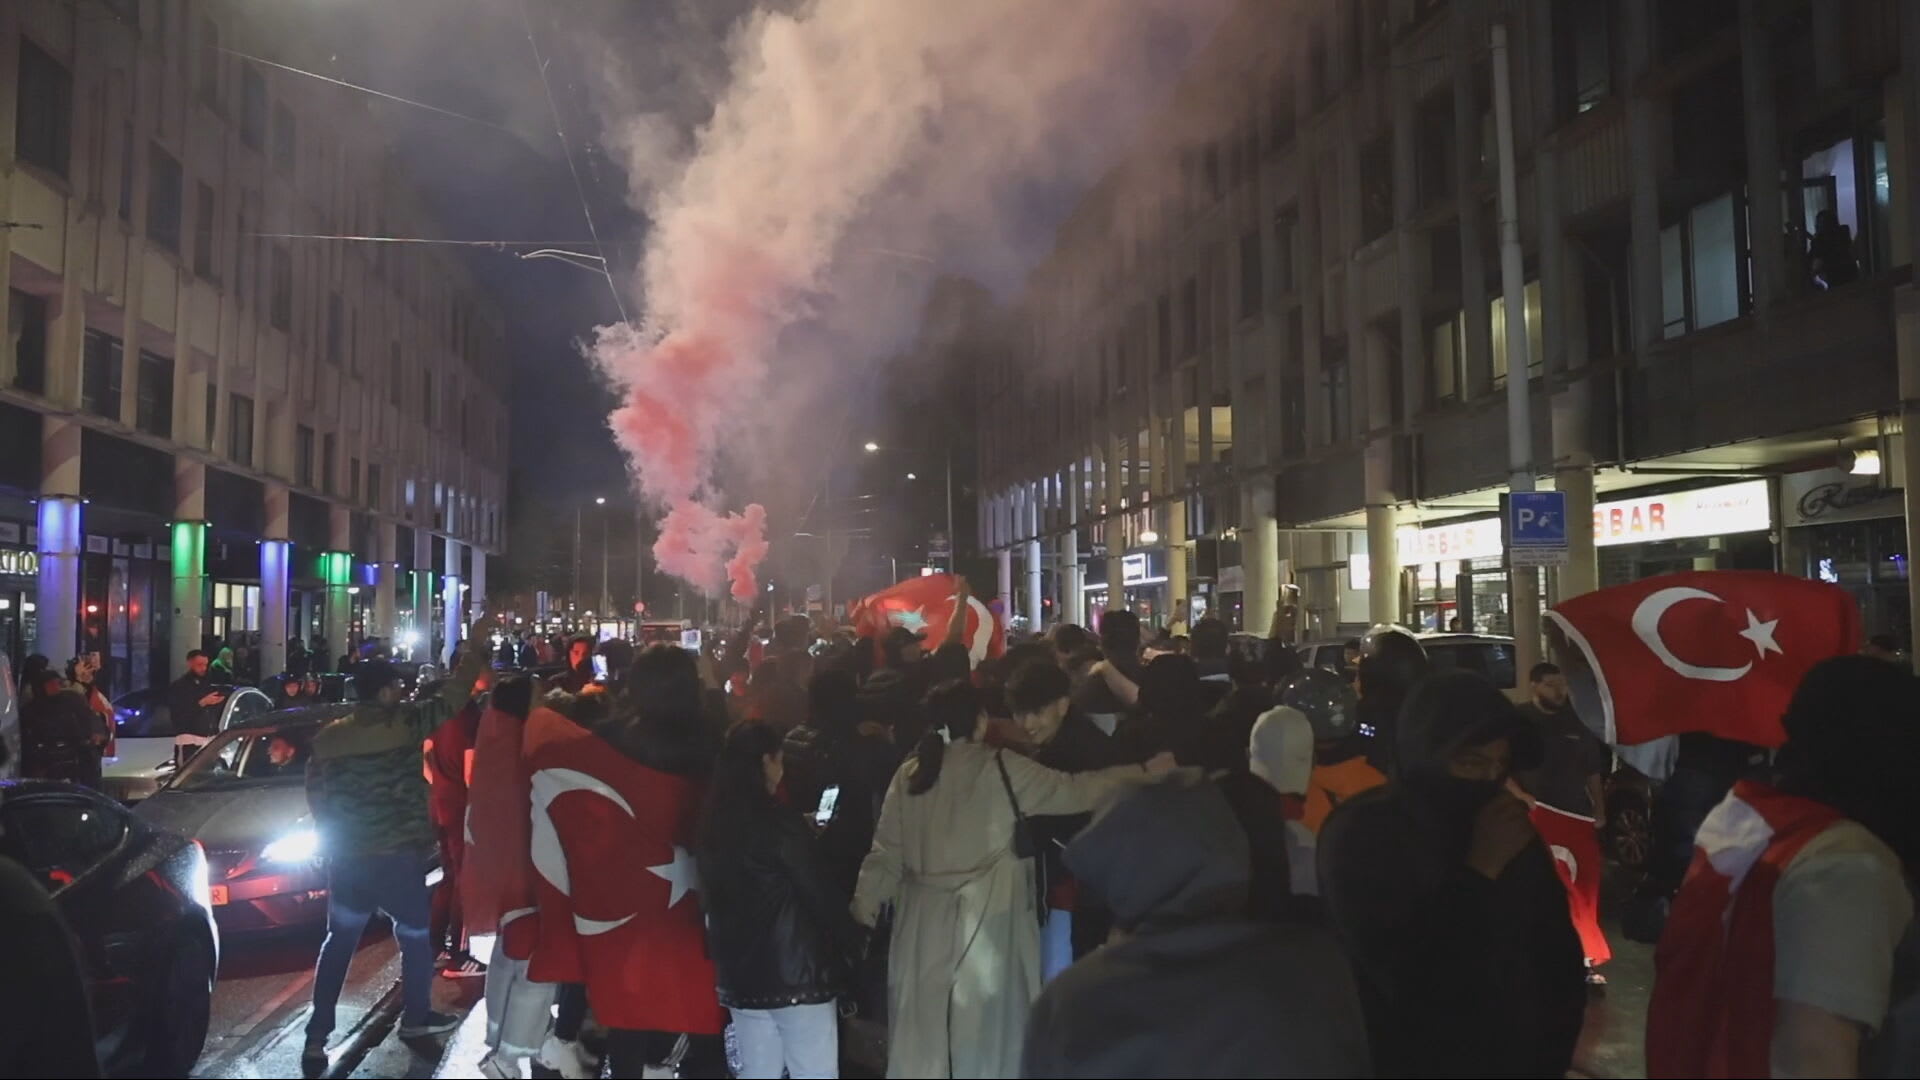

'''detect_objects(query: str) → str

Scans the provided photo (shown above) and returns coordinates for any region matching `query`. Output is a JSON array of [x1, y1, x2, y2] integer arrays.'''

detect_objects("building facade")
[[1, 0, 509, 693], [980, 0, 1920, 654]]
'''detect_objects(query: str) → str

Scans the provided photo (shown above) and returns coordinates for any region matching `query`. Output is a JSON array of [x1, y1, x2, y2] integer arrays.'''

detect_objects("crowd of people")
[[7, 575, 1918, 1080]]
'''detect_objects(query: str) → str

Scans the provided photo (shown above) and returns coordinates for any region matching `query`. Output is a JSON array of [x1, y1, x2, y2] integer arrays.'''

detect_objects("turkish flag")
[[523, 708, 725, 1035], [1529, 802, 1611, 965], [1545, 571, 1860, 748], [849, 573, 1005, 665]]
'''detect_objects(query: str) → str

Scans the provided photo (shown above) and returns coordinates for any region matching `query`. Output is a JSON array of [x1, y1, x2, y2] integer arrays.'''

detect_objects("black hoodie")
[[1317, 671, 1584, 1079], [1022, 776, 1371, 1079]]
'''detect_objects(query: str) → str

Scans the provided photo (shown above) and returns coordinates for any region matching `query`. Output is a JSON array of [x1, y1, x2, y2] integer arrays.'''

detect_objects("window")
[[1308, 23, 1329, 108], [1238, 231, 1263, 319], [270, 246, 292, 331], [1660, 193, 1745, 339], [1179, 276, 1199, 355], [197, 16, 220, 102], [271, 102, 295, 173], [133, 350, 173, 436], [350, 457, 361, 503], [1554, 0, 1614, 118], [321, 433, 336, 493], [228, 393, 254, 465], [1322, 338, 1350, 444], [422, 370, 434, 424], [1270, 69, 1295, 149], [117, 123, 133, 221], [295, 425, 315, 486], [241, 66, 266, 149], [1274, 208, 1297, 294], [1415, 93, 1454, 208], [10, 290, 48, 395], [0, 796, 127, 881], [193, 181, 217, 280], [1793, 125, 1892, 287], [1491, 280, 1544, 383], [233, 207, 247, 302], [1359, 135, 1394, 243], [326, 293, 344, 365], [16, 39, 72, 178], [146, 144, 183, 253], [389, 342, 404, 405], [82, 330, 123, 420], [1429, 313, 1465, 403], [367, 463, 382, 510]]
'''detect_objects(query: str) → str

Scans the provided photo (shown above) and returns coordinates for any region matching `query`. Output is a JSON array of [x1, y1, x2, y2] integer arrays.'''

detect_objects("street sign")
[[1508, 490, 1570, 567]]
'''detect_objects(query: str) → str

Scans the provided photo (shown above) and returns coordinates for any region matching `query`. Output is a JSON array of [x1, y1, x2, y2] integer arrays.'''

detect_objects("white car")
[[103, 686, 276, 803]]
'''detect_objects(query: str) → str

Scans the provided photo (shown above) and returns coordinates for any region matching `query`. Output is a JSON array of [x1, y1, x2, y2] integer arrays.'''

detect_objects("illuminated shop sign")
[[1398, 480, 1772, 565], [0, 549, 37, 577]]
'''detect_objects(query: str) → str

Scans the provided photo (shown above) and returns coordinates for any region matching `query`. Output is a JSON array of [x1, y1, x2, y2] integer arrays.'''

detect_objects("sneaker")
[[538, 1034, 599, 1080], [1586, 969, 1609, 987], [398, 1010, 463, 1039], [477, 1051, 520, 1079], [439, 953, 488, 979], [300, 1037, 328, 1079]]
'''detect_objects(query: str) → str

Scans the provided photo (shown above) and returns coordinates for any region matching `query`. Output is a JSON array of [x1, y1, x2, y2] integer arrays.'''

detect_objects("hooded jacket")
[[1022, 775, 1370, 1078], [1317, 670, 1584, 1079]]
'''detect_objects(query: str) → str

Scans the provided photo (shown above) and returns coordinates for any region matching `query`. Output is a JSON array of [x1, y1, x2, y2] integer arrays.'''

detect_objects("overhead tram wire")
[[215, 47, 520, 137], [516, 0, 631, 326]]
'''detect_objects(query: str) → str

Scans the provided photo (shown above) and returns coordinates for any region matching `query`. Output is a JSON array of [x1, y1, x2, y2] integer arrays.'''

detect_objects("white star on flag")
[[648, 845, 699, 909], [1737, 609, 1783, 659], [892, 607, 929, 633]]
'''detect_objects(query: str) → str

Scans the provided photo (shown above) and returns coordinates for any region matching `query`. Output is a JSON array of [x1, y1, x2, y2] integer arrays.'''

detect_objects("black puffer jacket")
[[697, 806, 863, 1009]]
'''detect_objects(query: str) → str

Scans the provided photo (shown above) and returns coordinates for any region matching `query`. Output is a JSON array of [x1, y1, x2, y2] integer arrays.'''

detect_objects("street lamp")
[[863, 441, 880, 453]]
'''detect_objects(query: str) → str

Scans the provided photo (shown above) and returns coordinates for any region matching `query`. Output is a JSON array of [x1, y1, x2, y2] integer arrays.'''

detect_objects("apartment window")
[[1274, 208, 1297, 294], [241, 65, 266, 149], [1660, 0, 1736, 59], [233, 208, 247, 302], [367, 463, 383, 510], [1269, 69, 1295, 149], [1322, 340, 1351, 444], [193, 181, 217, 280], [422, 370, 434, 425], [1429, 313, 1465, 403], [321, 432, 336, 493], [1554, 0, 1615, 118], [270, 245, 292, 331], [1793, 123, 1893, 287], [349, 457, 361, 503], [9, 290, 48, 395], [135, 350, 173, 437], [1359, 135, 1394, 244], [295, 425, 315, 487], [1179, 276, 1198, 355], [1491, 280, 1545, 384], [82, 331, 123, 420], [16, 39, 73, 178], [117, 123, 134, 221], [326, 292, 344, 365], [1307, 23, 1329, 108], [197, 16, 220, 103], [1155, 293, 1172, 370], [1415, 93, 1454, 207], [146, 144, 183, 253], [1238, 231, 1263, 319], [1660, 193, 1745, 339], [271, 102, 295, 173], [228, 393, 254, 465], [389, 343, 404, 405]]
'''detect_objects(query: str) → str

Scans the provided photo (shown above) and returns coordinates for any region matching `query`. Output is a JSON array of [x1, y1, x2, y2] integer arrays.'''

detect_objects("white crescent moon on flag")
[[530, 766, 639, 936], [964, 594, 996, 663], [1630, 586, 1752, 682]]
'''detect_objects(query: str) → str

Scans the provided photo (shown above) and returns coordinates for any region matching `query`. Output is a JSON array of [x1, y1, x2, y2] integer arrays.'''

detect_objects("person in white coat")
[[852, 679, 1170, 1079]]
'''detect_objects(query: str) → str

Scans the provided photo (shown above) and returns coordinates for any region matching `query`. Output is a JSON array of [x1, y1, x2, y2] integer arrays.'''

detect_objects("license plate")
[[209, 884, 229, 906]]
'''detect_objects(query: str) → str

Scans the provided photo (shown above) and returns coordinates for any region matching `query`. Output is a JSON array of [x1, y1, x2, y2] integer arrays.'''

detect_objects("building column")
[[996, 543, 1014, 620], [442, 537, 465, 665], [259, 484, 290, 678], [1061, 466, 1082, 628], [469, 546, 488, 622], [297, 592, 314, 647], [34, 415, 82, 662], [410, 528, 434, 661], [1552, 382, 1599, 600], [170, 458, 207, 676], [1243, 482, 1279, 636], [1902, 3, 1920, 669], [373, 519, 398, 647], [1364, 439, 1402, 626], [1024, 488, 1044, 635], [322, 505, 352, 665], [1165, 499, 1188, 626]]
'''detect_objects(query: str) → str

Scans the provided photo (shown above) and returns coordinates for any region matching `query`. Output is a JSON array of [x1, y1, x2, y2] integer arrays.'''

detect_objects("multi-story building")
[[0, 1, 509, 693], [980, 0, 1920, 653]]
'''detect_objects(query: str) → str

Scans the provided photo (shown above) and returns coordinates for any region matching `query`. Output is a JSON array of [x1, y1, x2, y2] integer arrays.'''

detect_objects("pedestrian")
[[459, 675, 553, 1080], [288, 636, 310, 678], [426, 661, 489, 971], [525, 646, 727, 1079], [1513, 660, 1613, 984], [168, 650, 228, 739], [1318, 669, 1585, 1078], [1352, 625, 1428, 774], [210, 646, 238, 683], [300, 616, 494, 1075], [17, 654, 49, 711], [1646, 656, 1920, 1079], [748, 615, 816, 732], [696, 722, 862, 1079], [1074, 609, 1142, 737], [64, 653, 114, 761], [516, 633, 538, 669], [19, 670, 106, 787], [1022, 775, 1371, 1079], [852, 679, 1172, 1078], [555, 634, 595, 693], [1263, 668, 1384, 896], [1188, 616, 1233, 712]]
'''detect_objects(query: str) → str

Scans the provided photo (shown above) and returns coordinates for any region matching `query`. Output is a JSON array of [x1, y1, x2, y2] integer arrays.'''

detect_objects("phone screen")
[[592, 654, 609, 681], [814, 784, 841, 828]]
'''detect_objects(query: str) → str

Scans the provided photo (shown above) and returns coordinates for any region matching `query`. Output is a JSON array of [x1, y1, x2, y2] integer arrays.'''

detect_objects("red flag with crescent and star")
[[522, 707, 725, 1035], [1544, 571, 1861, 748], [849, 573, 1005, 665]]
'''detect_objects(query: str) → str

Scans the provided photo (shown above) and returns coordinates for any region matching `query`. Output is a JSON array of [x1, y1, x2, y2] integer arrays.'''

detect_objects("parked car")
[[1, 779, 219, 1076], [1294, 632, 1517, 689], [134, 704, 355, 933], [103, 686, 275, 803]]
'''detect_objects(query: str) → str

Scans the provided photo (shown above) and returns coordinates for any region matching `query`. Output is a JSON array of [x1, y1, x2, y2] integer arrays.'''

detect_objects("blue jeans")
[[307, 850, 434, 1040], [729, 1004, 838, 1079]]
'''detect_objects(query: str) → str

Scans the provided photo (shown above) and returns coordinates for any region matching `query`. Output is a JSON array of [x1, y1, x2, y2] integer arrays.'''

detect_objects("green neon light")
[[321, 551, 354, 586], [170, 521, 205, 579]]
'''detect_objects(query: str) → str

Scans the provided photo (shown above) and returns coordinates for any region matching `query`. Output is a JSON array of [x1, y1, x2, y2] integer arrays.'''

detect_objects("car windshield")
[[170, 723, 320, 791]]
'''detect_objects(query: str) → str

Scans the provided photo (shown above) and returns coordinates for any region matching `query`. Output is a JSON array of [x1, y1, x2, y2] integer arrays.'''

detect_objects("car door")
[[218, 688, 274, 732]]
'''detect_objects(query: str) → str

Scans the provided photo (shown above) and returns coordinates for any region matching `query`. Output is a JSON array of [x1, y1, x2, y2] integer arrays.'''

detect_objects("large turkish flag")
[[523, 708, 724, 1035], [1544, 571, 1860, 748], [850, 573, 1005, 664]]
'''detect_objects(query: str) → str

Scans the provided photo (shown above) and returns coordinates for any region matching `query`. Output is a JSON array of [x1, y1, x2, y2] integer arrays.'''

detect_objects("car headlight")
[[261, 829, 321, 864]]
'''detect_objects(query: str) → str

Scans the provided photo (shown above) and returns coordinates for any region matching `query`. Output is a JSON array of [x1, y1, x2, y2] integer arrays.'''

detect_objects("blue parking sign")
[[1509, 491, 1569, 566]]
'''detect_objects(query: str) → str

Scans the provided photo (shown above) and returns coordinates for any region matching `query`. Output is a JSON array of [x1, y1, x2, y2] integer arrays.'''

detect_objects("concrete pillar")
[[34, 415, 82, 662], [1166, 498, 1188, 623], [1739, 0, 1785, 320], [1025, 490, 1044, 635], [996, 542, 1014, 619], [259, 484, 290, 678], [443, 537, 465, 665], [410, 528, 434, 661], [1061, 467, 1082, 628], [1243, 482, 1279, 635], [170, 458, 207, 676], [373, 520, 398, 646], [322, 505, 352, 666], [297, 592, 314, 647], [1552, 382, 1599, 600], [1364, 439, 1401, 626], [1624, 0, 1664, 358]]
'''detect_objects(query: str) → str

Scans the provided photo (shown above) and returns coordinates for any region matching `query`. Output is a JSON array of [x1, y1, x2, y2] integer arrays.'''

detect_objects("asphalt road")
[[192, 924, 401, 1079]]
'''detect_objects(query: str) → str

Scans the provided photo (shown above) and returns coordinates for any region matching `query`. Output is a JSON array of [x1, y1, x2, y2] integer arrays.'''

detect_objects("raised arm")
[[945, 576, 971, 652], [999, 745, 1170, 818]]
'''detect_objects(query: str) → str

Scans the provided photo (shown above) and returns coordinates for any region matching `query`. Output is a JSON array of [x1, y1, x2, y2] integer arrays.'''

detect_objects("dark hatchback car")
[[0, 780, 219, 1077]]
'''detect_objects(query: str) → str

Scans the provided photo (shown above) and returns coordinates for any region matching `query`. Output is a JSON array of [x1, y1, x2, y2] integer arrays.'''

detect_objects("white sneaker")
[[476, 1051, 518, 1079], [537, 1035, 597, 1080]]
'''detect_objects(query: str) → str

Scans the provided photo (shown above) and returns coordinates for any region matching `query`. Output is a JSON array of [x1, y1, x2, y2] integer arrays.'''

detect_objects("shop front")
[[1083, 550, 1171, 629], [1782, 466, 1910, 646], [0, 523, 38, 675]]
